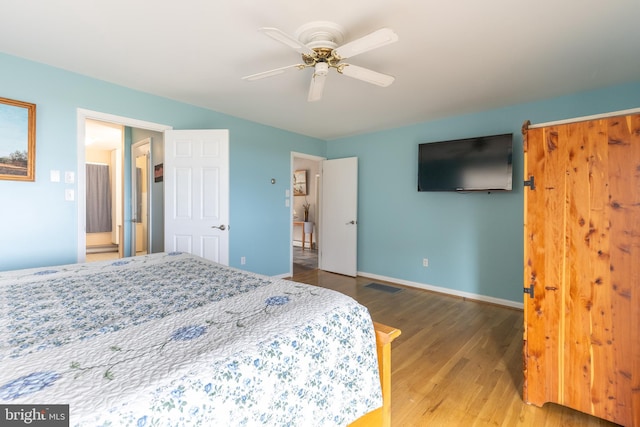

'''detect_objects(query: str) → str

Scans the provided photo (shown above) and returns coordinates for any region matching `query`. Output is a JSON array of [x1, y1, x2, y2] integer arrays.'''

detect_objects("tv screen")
[[418, 133, 513, 192]]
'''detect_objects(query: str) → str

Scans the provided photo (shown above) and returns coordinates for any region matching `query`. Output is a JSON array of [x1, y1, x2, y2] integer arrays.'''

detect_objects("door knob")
[[346, 220, 357, 225], [211, 224, 226, 231]]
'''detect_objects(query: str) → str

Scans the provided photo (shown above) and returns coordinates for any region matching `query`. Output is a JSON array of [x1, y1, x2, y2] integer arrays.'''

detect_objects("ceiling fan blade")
[[338, 64, 395, 87], [258, 27, 317, 56], [332, 28, 398, 60], [242, 64, 306, 81], [307, 63, 329, 102]]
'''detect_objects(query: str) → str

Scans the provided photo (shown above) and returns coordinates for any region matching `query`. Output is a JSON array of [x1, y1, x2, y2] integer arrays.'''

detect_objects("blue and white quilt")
[[0, 252, 382, 426]]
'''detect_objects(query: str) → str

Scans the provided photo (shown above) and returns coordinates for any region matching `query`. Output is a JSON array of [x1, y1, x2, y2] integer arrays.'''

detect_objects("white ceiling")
[[85, 119, 123, 151], [2, 0, 639, 140]]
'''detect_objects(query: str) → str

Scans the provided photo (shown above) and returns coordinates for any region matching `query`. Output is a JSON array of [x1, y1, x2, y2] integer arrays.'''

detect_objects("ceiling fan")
[[242, 21, 399, 102]]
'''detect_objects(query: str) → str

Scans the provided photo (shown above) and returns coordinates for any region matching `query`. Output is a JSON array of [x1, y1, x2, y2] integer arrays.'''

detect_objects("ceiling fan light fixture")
[[246, 22, 399, 102], [314, 62, 329, 77]]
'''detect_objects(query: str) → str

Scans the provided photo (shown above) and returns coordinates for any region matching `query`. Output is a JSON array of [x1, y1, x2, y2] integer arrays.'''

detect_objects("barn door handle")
[[524, 284, 534, 299], [524, 176, 536, 190], [211, 224, 227, 231]]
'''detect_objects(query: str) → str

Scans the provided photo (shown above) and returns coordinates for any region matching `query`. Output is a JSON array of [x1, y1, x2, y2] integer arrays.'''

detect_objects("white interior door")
[[319, 157, 358, 276], [164, 129, 229, 265]]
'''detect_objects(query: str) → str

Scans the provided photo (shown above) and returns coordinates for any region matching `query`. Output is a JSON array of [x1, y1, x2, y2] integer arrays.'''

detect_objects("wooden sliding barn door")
[[523, 114, 640, 426]]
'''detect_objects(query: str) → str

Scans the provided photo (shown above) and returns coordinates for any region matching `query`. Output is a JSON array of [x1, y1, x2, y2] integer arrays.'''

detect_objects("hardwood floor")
[[290, 269, 621, 427]]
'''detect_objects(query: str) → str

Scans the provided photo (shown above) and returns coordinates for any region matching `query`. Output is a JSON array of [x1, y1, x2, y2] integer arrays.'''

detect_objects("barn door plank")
[[606, 115, 640, 425]]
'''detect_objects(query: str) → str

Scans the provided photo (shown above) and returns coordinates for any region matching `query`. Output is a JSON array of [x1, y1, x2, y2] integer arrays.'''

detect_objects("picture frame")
[[293, 169, 307, 196], [0, 97, 36, 181], [154, 163, 164, 183]]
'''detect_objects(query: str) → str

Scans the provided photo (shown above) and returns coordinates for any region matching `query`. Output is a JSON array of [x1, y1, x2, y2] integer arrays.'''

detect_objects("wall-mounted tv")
[[418, 133, 513, 192]]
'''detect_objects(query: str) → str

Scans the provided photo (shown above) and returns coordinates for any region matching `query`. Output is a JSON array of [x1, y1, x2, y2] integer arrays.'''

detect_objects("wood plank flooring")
[[290, 269, 621, 427]]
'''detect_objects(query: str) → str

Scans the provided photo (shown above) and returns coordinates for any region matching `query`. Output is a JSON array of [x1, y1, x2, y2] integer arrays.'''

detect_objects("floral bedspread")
[[0, 252, 382, 426]]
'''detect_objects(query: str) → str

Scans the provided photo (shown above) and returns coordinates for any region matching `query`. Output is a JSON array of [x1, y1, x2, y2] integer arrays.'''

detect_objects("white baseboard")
[[357, 271, 524, 310], [276, 267, 523, 310]]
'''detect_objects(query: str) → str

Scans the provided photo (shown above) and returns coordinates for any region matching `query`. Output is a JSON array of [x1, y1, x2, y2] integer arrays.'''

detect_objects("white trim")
[[529, 107, 640, 129], [291, 151, 326, 161], [77, 109, 172, 263], [78, 109, 174, 131], [357, 270, 524, 310], [131, 138, 153, 255]]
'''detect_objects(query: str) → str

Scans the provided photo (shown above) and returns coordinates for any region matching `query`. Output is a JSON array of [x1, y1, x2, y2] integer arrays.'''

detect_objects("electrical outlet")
[[422, 258, 429, 267], [241, 256, 246, 265]]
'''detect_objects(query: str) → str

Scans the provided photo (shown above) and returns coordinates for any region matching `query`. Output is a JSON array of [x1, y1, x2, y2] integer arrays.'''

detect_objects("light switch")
[[285, 189, 290, 197], [65, 189, 75, 201], [65, 171, 75, 184], [285, 199, 290, 207], [50, 170, 60, 182]]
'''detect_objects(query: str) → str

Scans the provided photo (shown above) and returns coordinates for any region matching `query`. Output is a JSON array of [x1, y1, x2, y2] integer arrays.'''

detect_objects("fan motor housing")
[[295, 21, 345, 50]]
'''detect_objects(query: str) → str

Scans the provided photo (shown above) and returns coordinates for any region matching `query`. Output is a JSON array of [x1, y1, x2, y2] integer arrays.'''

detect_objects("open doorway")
[[85, 119, 123, 262], [291, 153, 323, 274], [76, 109, 172, 264]]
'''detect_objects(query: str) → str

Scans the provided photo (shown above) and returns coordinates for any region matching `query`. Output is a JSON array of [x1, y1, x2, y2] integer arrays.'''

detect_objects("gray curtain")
[[86, 164, 112, 233]]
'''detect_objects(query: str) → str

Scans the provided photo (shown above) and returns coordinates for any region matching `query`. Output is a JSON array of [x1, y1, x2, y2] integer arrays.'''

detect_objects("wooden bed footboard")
[[348, 322, 401, 427]]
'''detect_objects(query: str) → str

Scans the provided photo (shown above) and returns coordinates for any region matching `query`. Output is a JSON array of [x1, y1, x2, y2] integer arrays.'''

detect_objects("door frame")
[[131, 138, 152, 255], [290, 152, 325, 276], [76, 109, 172, 263]]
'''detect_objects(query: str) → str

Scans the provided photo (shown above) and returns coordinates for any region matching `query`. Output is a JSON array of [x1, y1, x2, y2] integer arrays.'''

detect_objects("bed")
[[0, 252, 399, 426]]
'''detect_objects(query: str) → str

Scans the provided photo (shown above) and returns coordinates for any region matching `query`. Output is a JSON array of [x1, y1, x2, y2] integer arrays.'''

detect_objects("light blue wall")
[[0, 53, 325, 274], [2, 51, 638, 303], [327, 81, 640, 303]]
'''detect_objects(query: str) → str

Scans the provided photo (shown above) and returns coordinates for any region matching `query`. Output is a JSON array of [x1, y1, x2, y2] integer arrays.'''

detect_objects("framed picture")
[[0, 97, 36, 181], [293, 169, 307, 196], [154, 163, 163, 183]]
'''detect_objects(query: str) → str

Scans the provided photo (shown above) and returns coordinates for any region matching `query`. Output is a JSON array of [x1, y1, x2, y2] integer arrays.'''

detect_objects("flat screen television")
[[418, 133, 513, 192]]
